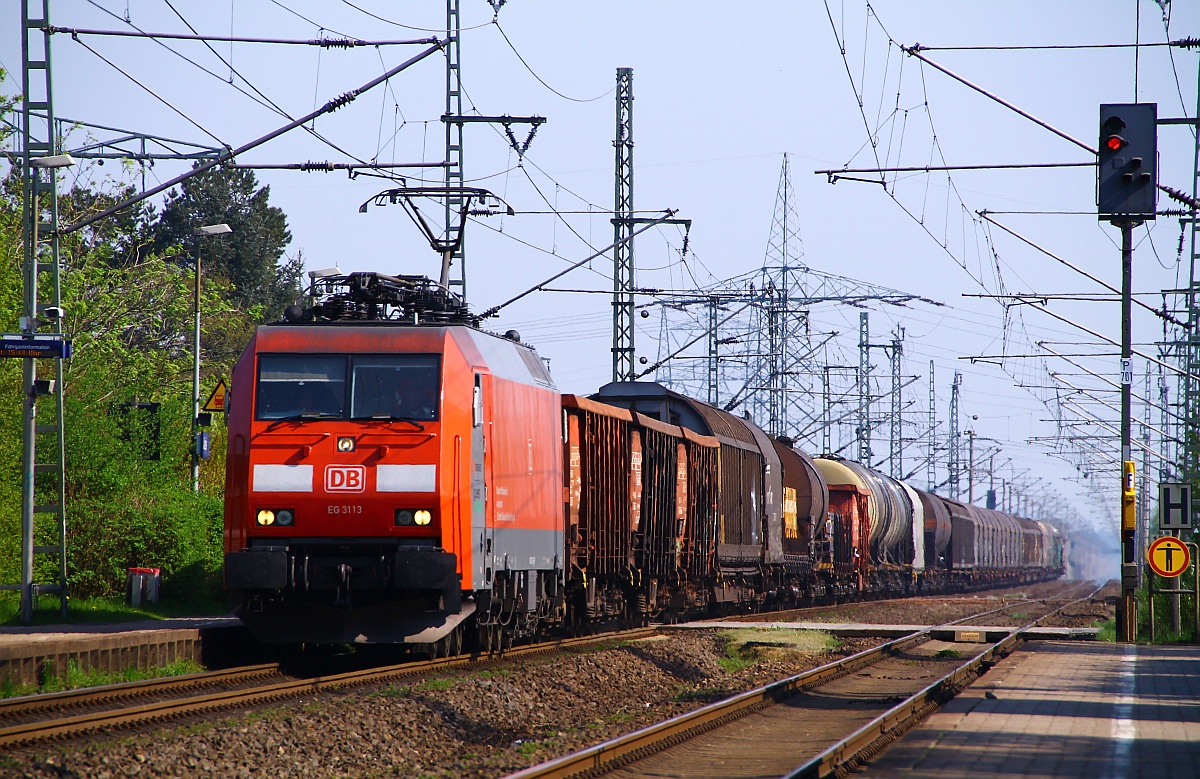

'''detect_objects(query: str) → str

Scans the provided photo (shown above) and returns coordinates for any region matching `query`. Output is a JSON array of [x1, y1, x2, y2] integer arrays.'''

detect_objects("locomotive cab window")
[[350, 355, 441, 421], [255, 355, 346, 420]]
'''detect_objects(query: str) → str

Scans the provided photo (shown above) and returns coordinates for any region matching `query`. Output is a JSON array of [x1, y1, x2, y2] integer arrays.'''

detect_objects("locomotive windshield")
[[254, 353, 440, 421], [350, 355, 440, 421], [256, 355, 346, 420]]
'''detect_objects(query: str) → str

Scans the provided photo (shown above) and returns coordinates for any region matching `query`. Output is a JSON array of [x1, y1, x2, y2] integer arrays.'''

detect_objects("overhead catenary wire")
[[60, 41, 445, 235], [909, 40, 1191, 52], [67, 35, 226, 146], [815, 4, 1189, 509], [900, 45, 1097, 155], [491, 21, 614, 104], [978, 213, 1186, 327], [479, 211, 679, 319], [76, 0, 396, 178], [337, 0, 493, 33], [48, 25, 437, 47]]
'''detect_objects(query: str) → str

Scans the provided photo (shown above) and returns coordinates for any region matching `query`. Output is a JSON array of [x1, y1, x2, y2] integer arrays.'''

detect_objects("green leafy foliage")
[[0, 106, 283, 611]]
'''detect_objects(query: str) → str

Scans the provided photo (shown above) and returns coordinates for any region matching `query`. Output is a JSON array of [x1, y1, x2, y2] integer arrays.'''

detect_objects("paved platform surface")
[[0, 616, 240, 644], [858, 640, 1200, 779]]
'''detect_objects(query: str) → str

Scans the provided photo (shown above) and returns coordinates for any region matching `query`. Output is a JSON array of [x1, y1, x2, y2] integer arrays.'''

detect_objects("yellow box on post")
[[1122, 460, 1136, 531]]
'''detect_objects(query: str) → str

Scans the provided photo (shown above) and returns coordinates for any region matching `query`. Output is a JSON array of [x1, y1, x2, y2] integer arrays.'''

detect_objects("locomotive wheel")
[[448, 626, 463, 657], [481, 624, 500, 654]]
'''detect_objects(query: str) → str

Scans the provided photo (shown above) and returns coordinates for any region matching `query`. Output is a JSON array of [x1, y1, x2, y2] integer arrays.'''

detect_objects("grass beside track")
[[0, 658, 206, 699], [717, 628, 840, 672], [0, 594, 226, 627]]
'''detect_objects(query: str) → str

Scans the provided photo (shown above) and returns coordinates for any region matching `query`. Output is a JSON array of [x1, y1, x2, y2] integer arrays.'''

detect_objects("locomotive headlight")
[[395, 509, 415, 526], [256, 508, 294, 527], [336, 436, 356, 453], [414, 509, 432, 526]]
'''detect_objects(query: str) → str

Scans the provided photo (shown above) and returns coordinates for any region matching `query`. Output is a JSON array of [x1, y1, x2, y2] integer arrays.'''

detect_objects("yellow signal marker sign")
[[1147, 536, 1190, 578], [202, 379, 228, 413]]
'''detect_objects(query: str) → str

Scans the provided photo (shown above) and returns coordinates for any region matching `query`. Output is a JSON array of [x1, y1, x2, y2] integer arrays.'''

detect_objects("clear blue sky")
[[3, 1, 1197, 542]]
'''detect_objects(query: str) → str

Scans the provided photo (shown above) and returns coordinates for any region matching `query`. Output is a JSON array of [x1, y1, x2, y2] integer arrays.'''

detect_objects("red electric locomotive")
[[223, 273, 564, 647]]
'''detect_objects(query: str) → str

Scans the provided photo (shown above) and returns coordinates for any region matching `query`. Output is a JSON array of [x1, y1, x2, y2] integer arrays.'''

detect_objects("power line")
[[61, 41, 445, 235], [49, 26, 436, 47], [492, 21, 613, 104]]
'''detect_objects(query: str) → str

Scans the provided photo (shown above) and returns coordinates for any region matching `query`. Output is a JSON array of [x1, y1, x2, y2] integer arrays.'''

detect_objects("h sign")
[[1159, 482, 1192, 530]]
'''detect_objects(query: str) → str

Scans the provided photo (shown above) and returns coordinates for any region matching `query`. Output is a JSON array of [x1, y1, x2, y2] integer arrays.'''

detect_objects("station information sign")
[[1147, 536, 1190, 578], [0, 334, 72, 359]]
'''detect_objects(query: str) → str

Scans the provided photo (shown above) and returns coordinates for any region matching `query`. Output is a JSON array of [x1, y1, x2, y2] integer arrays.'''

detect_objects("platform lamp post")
[[191, 224, 232, 493]]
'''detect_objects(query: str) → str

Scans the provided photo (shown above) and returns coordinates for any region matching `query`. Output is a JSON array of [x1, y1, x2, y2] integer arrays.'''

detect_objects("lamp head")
[[31, 154, 75, 169], [193, 224, 233, 237]]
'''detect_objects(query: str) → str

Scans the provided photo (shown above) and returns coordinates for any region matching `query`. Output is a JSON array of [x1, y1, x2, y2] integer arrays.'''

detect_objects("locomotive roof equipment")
[[282, 271, 479, 327]]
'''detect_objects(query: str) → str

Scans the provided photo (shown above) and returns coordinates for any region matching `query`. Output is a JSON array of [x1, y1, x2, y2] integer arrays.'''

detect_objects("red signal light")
[[1105, 135, 1127, 152]]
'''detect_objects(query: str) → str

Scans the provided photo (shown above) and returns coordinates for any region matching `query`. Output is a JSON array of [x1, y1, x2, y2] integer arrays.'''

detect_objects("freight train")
[[223, 273, 1066, 648]]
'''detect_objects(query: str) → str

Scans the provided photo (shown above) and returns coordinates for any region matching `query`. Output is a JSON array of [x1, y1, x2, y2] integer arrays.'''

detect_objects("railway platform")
[[0, 616, 243, 687], [858, 639, 1200, 779]]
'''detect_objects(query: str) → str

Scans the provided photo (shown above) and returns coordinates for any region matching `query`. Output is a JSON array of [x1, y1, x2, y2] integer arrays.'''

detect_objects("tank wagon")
[[223, 272, 1065, 648]]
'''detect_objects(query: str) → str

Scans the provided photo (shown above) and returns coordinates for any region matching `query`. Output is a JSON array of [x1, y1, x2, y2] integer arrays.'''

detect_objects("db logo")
[[325, 465, 365, 493]]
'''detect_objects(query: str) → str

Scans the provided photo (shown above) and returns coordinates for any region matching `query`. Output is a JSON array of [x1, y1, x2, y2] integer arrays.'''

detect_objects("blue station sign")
[[0, 334, 73, 359]]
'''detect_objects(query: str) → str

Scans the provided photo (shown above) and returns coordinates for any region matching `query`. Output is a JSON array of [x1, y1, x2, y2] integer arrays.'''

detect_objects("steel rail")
[[717, 580, 1091, 626], [0, 663, 282, 720], [0, 627, 654, 749], [783, 582, 1106, 779], [504, 581, 1095, 779]]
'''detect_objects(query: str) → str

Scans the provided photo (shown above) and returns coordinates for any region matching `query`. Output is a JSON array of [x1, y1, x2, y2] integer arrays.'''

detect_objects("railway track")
[[718, 579, 1096, 628], [0, 581, 1097, 755], [504, 582, 1103, 779], [0, 627, 654, 750]]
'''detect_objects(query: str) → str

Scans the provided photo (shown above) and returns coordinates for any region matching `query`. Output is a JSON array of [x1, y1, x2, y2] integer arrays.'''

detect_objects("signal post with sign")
[[190, 379, 228, 492], [1098, 103, 1158, 643], [1156, 483, 1194, 636], [1146, 535, 1198, 643]]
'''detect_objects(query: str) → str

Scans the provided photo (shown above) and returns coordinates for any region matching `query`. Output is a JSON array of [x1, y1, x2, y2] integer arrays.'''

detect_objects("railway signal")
[[1097, 103, 1157, 219]]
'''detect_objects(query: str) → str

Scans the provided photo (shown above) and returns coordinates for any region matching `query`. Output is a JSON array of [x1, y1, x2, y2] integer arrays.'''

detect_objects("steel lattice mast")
[[948, 372, 963, 499], [12, 0, 69, 624], [650, 155, 939, 454], [612, 68, 636, 382], [443, 0, 465, 296]]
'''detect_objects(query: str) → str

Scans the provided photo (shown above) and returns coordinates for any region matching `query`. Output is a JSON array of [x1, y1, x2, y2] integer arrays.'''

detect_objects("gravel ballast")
[[5, 630, 879, 779]]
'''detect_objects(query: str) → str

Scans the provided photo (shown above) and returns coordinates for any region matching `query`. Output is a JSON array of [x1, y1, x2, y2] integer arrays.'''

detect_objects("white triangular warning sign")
[[203, 379, 228, 413]]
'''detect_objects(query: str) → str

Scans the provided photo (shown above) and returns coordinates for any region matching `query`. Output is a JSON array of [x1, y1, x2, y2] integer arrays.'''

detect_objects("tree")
[[0, 162, 250, 603], [152, 165, 301, 321]]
